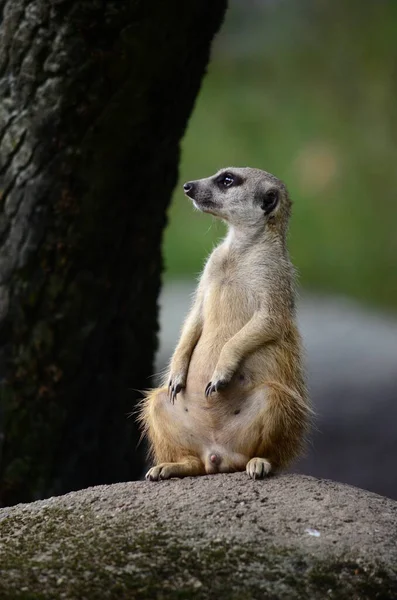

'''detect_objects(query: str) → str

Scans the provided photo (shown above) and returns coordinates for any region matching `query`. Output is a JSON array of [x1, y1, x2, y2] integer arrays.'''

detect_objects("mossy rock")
[[0, 474, 396, 599]]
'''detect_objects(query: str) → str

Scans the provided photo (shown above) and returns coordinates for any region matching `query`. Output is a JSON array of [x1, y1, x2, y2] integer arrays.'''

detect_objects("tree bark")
[[0, 0, 227, 506]]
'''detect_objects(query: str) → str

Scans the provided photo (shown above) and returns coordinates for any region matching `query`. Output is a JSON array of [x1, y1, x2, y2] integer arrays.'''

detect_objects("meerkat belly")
[[179, 280, 271, 472], [182, 346, 271, 474], [173, 382, 268, 473]]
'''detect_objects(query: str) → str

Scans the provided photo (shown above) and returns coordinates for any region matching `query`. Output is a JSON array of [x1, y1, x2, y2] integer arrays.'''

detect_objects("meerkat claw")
[[205, 379, 228, 397], [168, 381, 184, 403], [171, 386, 176, 403], [171, 385, 177, 403], [246, 457, 272, 480], [205, 381, 218, 397]]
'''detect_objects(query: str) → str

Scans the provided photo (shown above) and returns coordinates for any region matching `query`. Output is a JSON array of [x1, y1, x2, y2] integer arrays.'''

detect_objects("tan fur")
[[138, 167, 310, 481]]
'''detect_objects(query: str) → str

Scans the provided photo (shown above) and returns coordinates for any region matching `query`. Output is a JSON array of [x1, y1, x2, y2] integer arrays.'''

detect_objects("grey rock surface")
[[157, 282, 397, 499], [0, 474, 396, 599]]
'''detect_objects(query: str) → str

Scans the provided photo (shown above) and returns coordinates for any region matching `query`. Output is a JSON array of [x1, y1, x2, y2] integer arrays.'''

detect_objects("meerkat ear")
[[259, 189, 279, 215]]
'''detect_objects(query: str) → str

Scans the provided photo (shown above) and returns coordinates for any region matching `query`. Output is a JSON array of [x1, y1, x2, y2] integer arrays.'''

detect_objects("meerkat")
[[139, 167, 310, 481]]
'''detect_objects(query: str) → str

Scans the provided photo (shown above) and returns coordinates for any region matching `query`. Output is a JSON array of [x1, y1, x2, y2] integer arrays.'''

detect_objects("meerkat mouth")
[[193, 199, 217, 213]]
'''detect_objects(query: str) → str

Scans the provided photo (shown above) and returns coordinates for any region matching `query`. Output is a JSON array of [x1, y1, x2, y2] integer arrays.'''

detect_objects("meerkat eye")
[[217, 173, 235, 188], [261, 189, 279, 214], [223, 174, 234, 186]]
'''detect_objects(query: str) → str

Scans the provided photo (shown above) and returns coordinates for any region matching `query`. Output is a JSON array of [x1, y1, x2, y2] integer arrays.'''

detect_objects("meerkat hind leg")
[[246, 457, 272, 480], [146, 456, 205, 481]]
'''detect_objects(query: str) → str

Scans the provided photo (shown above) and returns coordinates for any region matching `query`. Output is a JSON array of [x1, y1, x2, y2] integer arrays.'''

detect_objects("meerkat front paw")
[[205, 371, 232, 397], [168, 370, 187, 403], [205, 357, 238, 397], [246, 458, 272, 480]]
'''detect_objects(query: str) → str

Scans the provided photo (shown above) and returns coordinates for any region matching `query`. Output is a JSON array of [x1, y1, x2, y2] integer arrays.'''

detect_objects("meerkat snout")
[[183, 167, 291, 231], [183, 182, 194, 193]]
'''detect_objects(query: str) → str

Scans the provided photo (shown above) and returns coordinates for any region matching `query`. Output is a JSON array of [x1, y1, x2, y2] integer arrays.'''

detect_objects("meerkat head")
[[183, 167, 291, 234]]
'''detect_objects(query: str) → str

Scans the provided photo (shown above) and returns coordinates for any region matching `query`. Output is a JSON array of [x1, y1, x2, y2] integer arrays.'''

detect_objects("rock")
[[0, 474, 396, 599], [157, 282, 397, 500]]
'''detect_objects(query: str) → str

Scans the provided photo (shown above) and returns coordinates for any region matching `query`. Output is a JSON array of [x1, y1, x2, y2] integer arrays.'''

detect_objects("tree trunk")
[[0, 0, 227, 506]]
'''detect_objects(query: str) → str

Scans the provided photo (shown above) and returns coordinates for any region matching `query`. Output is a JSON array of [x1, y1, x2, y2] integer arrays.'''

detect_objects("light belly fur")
[[178, 326, 270, 471]]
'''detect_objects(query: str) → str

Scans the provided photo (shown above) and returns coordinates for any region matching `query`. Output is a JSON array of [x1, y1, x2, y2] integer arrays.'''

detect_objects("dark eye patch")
[[214, 172, 244, 189]]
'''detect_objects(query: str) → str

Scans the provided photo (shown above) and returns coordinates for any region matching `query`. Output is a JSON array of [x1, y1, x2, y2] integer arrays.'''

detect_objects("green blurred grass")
[[163, 1, 397, 310]]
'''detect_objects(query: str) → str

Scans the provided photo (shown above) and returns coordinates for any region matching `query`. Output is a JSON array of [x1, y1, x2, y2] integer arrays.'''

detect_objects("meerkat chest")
[[206, 247, 262, 286], [202, 263, 262, 327]]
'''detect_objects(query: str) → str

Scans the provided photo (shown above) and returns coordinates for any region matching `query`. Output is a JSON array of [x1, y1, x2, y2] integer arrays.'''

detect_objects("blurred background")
[[157, 0, 397, 498]]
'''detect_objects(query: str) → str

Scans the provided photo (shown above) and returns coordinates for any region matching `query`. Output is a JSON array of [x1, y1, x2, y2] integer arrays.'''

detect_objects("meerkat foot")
[[146, 459, 205, 481], [146, 463, 176, 481], [246, 458, 272, 480]]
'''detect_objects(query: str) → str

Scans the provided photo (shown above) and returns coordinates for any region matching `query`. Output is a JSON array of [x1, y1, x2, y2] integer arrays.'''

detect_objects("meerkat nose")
[[183, 182, 193, 192]]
